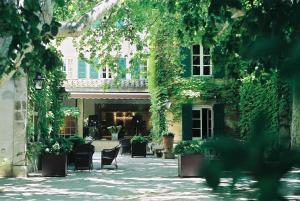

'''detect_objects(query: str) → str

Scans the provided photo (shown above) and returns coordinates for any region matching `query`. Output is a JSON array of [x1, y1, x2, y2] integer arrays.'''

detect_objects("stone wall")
[[0, 76, 27, 177]]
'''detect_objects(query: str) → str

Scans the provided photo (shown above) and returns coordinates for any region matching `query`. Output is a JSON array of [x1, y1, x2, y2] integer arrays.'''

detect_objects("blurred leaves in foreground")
[[203, 113, 300, 200]]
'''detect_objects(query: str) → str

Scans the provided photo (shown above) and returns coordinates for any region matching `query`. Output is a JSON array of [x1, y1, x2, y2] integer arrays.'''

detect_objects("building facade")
[[168, 44, 238, 142], [59, 38, 151, 141]]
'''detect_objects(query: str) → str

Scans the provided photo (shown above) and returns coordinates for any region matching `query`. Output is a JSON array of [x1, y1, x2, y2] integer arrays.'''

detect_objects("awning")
[[69, 92, 151, 100]]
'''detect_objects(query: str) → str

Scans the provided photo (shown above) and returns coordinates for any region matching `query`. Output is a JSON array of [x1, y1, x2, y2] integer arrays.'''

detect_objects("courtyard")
[[0, 153, 300, 201]]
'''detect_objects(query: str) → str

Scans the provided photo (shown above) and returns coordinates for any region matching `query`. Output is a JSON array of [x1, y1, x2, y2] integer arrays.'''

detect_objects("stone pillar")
[[0, 75, 27, 177], [12, 76, 27, 177], [0, 79, 15, 177], [77, 99, 84, 138]]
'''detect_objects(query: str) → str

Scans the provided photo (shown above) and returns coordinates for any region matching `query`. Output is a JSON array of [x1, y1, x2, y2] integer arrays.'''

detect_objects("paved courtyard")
[[1, 153, 300, 201]]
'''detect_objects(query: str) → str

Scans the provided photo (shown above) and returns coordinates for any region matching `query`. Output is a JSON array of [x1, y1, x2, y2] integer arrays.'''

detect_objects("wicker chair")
[[74, 144, 95, 171], [101, 145, 121, 169], [119, 138, 131, 155]]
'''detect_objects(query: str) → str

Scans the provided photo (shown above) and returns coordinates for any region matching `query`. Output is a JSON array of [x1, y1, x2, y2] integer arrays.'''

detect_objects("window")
[[140, 60, 148, 79], [192, 44, 212, 76], [192, 106, 213, 139], [100, 67, 112, 79], [60, 116, 77, 137], [63, 58, 74, 79]]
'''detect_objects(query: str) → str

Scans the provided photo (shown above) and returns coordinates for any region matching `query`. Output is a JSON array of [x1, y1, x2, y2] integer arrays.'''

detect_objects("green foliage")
[[0, 1, 62, 78], [68, 135, 85, 148], [42, 137, 73, 155], [107, 125, 122, 134], [240, 70, 291, 139], [130, 135, 148, 144], [61, 107, 80, 117], [203, 115, 300, 200], [163, 132, 175, 137], [174, 140, 205, 155]]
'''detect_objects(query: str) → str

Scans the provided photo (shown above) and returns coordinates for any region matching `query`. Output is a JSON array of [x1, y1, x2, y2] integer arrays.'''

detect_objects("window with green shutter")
[[182, 104, 193, 140], [131, 61, 140, 80], [118, 58, 126, 79], [181, 47, 192, 78], [213, 103, 225, 136], [78, 59, 86, 79], [192, 105, 213, 139], [90, 62, 98, 79], [192, 44, 212, 76]]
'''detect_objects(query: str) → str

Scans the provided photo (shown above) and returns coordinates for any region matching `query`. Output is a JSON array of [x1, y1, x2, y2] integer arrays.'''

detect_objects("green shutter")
[[131, 62, 140, 80], [78, 59, 86, 79], [118, 58, 126, 79], [90, 62, 98, 79], [213, 103, 225, 136], [212, 46, 225, 78], [92, 20, 101, 29], [182, 104, 193, 140], [181, 47, 191, 77]]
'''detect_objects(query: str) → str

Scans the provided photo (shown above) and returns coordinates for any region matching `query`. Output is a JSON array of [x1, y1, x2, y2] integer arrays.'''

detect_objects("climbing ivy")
[[27, 48, 65, 143], [240, 70, 291, 140]]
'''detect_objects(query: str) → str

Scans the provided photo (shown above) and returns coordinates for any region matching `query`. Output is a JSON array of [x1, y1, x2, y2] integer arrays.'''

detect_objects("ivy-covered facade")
[[165, 44, 239, 142]]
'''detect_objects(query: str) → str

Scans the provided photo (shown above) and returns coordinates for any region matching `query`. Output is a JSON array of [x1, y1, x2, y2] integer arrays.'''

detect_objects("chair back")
[[112, 145, 121, 158], [75, 144, 95, 154], [119, 139, 131, 146]]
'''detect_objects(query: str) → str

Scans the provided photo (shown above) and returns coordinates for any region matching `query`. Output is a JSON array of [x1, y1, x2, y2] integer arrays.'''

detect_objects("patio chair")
[[119, 138, 131, 155], [74, 144, 95, 171], [101, 145, 121, 169]]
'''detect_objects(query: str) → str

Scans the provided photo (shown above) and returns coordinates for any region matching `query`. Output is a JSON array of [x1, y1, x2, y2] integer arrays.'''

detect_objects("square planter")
[[42, 154, 67, 177], [131, 142, 147, 157], [178, 154, 205, 177]]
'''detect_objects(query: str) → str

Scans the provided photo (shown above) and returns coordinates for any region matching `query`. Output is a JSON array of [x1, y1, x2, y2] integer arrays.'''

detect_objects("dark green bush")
[[174, 140, 205, 155], [131, 135, 148, 144]]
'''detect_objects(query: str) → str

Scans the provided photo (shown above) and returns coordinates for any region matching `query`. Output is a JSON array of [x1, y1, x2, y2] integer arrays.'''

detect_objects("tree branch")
[[57, 0, 121, 38]]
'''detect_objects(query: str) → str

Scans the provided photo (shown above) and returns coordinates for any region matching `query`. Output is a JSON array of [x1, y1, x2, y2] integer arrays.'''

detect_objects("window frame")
[[139, 59, 148, 79], [63, 58, 74, 79], [60, 116, 77, 137], [192, 105, 214, 140], [191, 44, 213, 76]]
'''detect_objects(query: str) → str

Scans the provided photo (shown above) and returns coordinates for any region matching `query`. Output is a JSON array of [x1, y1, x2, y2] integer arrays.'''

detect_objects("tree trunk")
[[291, 78, 300, 149]]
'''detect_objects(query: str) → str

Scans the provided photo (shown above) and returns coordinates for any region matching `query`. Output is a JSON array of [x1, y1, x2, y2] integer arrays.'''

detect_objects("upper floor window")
[[192, 44, 212, 76], [140, 60, 148, 79], [100, 67, 112, 79], [63, 58, 74, 79]]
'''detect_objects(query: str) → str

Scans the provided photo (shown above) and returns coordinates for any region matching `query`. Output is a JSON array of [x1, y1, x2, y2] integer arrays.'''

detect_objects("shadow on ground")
[[0, 153, 300, 200]]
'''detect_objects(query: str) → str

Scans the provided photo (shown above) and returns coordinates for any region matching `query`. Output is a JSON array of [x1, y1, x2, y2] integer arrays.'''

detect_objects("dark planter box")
[[131, 142, 147, 157], [42, 154, 67, 177], [67, 151, 75, 165], [178, 154, 205, 177]]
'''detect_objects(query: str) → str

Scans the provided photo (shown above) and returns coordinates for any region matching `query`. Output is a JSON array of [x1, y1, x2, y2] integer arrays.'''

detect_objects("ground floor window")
[[192, 105, 213, 139], [60, 116, 77, 137]]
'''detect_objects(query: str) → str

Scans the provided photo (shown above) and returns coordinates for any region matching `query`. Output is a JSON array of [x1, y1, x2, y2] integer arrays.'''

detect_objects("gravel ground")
[[0, 153, 300, 201]]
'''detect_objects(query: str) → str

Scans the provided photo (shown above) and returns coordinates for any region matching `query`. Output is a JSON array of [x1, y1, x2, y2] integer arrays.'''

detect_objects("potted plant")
[[107, 125, 122, 140], [131, 135, 148, 157], [67, 135, 85, 164], [174, 140, 206, 177], [41, 137, 72, 177], [162, 132, 175, 150], [162, 132, 175, 159]]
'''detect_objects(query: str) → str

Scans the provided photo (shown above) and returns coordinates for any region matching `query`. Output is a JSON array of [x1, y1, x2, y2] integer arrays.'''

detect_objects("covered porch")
[[62, 91, 152, 142]]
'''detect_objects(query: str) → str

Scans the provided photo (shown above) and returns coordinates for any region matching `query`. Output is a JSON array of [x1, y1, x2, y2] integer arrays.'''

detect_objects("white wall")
[[57, 37, 140, 80], [0, 80, 15, 176]]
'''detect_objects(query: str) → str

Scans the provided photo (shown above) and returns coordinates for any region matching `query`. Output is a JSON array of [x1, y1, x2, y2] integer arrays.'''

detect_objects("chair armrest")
[[102, 149, 113, 153]]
